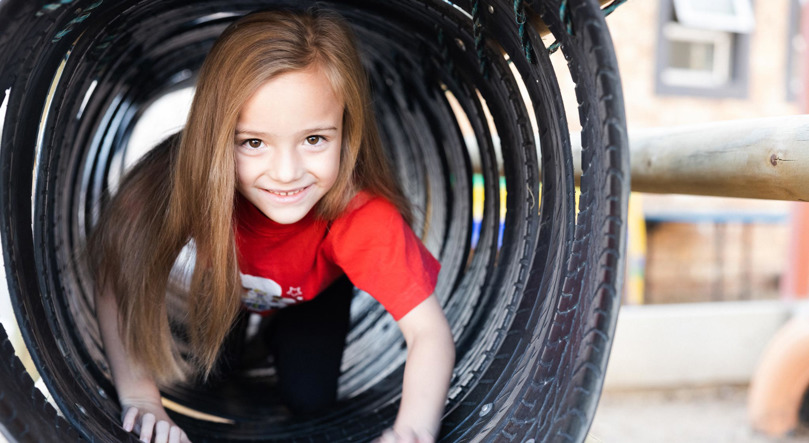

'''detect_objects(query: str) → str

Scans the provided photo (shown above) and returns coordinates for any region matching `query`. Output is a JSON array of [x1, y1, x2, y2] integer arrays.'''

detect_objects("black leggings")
[[216, 276, 354, 415]]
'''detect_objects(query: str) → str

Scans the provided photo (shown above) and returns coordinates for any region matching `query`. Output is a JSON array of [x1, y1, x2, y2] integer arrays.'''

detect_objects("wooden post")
[[571, 115, 809, 202]]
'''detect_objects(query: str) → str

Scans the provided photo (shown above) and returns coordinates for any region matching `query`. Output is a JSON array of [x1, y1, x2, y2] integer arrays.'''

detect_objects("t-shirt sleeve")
[[325, 197, 440, 321]]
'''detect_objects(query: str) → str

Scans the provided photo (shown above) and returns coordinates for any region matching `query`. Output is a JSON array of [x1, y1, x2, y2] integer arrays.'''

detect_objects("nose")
[[267, 146, 303, 184]]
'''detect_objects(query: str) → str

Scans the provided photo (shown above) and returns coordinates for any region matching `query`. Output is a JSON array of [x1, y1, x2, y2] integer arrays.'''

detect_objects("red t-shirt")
[[234, 191, 440, 321]]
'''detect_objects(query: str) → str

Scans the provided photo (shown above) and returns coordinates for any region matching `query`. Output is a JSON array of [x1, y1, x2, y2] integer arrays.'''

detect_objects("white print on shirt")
[[286, 286, 303, 300], [240, 272, 297, 312]]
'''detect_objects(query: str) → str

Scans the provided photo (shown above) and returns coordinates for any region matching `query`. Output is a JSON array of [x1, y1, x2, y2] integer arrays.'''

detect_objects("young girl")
[[88, 9, 454, 443]]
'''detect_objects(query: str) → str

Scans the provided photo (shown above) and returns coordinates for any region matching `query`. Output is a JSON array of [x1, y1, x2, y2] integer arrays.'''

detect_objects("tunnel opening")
[[0, 0, 628, 441]]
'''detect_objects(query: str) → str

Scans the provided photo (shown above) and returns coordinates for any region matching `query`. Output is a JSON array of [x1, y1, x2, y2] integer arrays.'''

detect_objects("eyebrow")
[[234, 126, 339, 138]]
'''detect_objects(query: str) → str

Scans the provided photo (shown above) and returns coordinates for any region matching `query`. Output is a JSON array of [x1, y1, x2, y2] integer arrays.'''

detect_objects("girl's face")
[[234, 66, 344, 224]]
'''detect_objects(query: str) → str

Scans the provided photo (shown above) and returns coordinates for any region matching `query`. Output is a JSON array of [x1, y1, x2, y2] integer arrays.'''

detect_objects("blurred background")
[[583, 0, 809, 441]]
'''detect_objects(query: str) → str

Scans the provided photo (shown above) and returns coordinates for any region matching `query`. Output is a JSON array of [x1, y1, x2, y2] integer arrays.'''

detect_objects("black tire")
[[0, 325, 81, 442], [0, 0, 628, 442]]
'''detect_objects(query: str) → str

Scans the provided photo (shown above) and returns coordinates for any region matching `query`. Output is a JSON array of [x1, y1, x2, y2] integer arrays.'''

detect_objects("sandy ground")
[[589, 385, 809, 443]]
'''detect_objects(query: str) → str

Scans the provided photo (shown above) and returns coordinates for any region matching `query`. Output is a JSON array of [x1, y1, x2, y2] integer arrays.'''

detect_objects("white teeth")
[[271, 188, 303, 196]]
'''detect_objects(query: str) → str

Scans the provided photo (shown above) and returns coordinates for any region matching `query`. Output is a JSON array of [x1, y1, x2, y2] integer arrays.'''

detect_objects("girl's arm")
[[377, 294, 455, 443], [95, 288, 191, 443]]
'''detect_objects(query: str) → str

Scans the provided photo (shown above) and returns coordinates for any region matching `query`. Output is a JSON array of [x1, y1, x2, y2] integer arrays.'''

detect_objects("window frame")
[[655, 0, 752, 98], [672, 0, 755, 33], [660, 23, 733, 88]]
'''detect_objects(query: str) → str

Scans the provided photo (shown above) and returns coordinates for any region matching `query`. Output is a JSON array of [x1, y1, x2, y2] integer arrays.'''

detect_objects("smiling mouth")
[[264, 185, 309, 197]]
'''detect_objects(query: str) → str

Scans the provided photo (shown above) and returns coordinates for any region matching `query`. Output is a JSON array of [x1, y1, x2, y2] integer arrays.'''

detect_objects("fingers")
[[154, 420, 170, 442], [138, 416, 189, 443], [374, 429, 398, 443], [416, 433, 435, 443], [139, 413, 156, 442], [400, 434, 418, 443], [120, 405, 191, 443], [375, 429, 416, 443], [168, 426, 179, 443], [159, 422, 191, 443], [122, 407, 139, 432], [375, 429, 435, 443]]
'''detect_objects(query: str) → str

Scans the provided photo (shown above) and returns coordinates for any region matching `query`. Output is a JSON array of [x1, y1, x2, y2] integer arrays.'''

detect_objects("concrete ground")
[[589, 385, 809, 443]]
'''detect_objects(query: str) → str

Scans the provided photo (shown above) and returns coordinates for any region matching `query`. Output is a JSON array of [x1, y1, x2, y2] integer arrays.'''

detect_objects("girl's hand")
[[387, 295, 453, 443], [373, 428, 435, 443], [120, 399, 191, 443]]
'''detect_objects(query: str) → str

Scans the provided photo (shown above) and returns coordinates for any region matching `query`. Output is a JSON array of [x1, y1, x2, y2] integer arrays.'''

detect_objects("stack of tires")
[[0, 0, 628, 441]]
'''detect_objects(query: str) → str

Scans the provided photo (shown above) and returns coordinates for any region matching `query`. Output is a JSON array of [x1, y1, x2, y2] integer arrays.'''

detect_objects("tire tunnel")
[[0, 0, 628, 441]]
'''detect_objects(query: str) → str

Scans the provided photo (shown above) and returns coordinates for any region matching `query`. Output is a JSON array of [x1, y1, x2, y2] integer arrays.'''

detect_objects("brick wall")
[[644, 221, 789, 304]]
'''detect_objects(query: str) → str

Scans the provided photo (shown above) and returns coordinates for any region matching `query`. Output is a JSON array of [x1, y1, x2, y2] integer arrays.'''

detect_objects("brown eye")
[[246, 139, 262, 149], [306, 136, 322, 145]]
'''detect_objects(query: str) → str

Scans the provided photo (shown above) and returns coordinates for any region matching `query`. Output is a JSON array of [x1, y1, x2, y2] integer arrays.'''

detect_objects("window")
[[655, 0, 754, 98], [661, 24, 732, 88], [671, 0, 754, 33]]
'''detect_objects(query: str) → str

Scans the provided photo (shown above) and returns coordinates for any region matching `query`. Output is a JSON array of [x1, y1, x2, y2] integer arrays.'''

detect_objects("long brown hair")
[[88, 8, 410, 384]]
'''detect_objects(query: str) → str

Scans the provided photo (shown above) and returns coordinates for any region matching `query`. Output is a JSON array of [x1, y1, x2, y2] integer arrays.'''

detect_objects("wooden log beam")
[[571, 115, 809, 202]]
